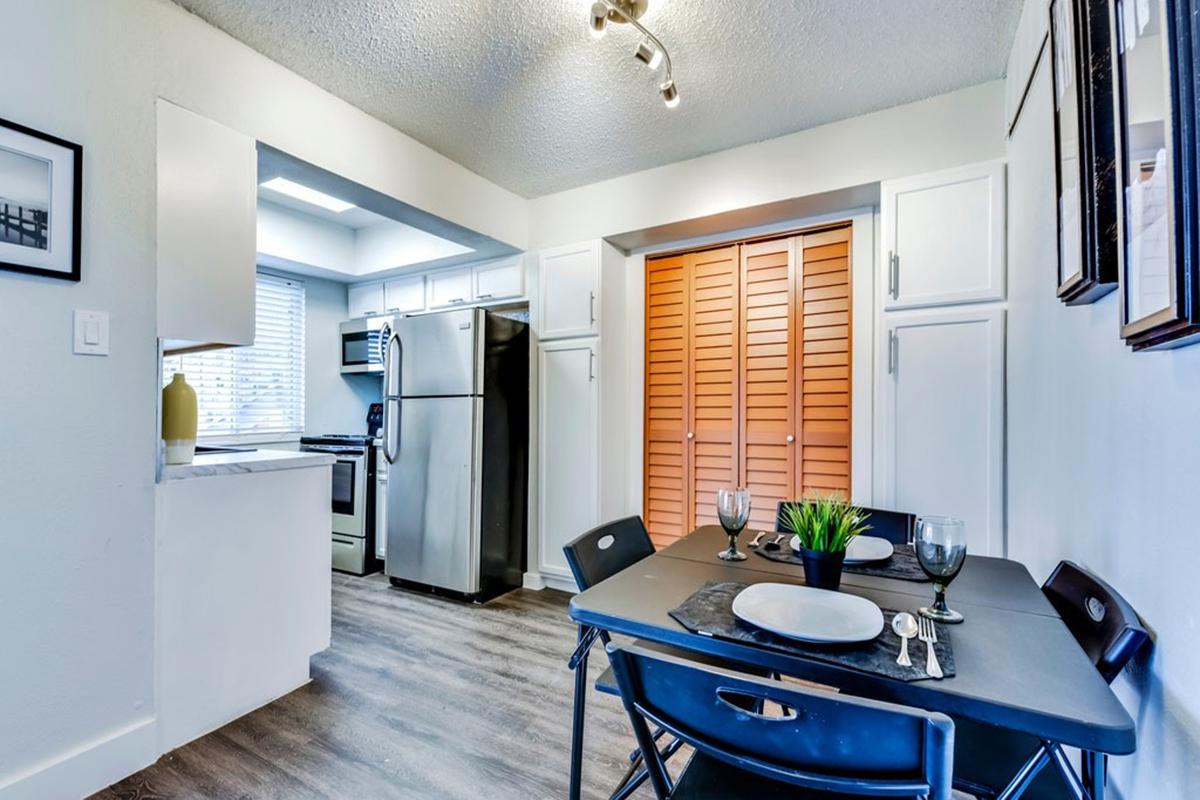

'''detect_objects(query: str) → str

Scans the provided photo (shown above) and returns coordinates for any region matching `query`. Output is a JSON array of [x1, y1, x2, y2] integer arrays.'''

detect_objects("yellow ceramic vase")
[[162, 372, 198, 465]]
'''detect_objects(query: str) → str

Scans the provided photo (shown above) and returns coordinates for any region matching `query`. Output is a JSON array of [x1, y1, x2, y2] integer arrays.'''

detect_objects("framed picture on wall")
[[0, 117, 82, 282], [1051, 0, 1119, 304], [1111, 0, 1200, 348]]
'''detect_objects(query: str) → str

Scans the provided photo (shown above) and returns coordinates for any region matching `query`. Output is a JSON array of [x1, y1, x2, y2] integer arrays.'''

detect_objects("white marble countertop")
[[161, 448, 336, 481]]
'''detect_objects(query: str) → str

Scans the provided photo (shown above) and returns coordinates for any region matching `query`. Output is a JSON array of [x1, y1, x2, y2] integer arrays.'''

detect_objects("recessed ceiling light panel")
[[259, 177, 357, 213]]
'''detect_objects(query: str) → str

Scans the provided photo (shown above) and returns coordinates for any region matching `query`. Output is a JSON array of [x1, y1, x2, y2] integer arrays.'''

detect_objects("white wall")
[[257, 201, 355, 276], [1004, 13, 1200, 798], [301, 275, 378, 435], [0, 1, 524, 797], [528, 80, 1006, 248], [0, 4, 158, 797]]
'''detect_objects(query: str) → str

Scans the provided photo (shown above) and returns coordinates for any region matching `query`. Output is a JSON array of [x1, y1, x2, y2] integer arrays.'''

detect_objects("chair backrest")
[[607, 643, 954, 800], [562, 516, 655, 592], [1042, 561, 1150, 684], [775, 501, 916, 545]]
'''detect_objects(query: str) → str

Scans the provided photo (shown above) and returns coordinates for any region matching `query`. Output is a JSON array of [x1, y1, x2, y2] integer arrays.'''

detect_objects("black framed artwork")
[[0, 117, 82, 282], [1111, 0, 1200, 349], [1051, 0, 1120, 304]]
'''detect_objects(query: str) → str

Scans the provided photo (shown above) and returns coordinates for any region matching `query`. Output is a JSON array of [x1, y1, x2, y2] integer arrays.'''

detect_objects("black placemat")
[[755, 541, 930, 582], [668, 581, 955, 682]]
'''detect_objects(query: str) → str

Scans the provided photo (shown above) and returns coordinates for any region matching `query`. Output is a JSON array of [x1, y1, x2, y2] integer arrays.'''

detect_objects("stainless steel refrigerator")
[[381, 307, 528, 598]]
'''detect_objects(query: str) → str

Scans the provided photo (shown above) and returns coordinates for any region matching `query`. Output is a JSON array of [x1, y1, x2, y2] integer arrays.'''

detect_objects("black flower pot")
[[799, 547, 846, 591]]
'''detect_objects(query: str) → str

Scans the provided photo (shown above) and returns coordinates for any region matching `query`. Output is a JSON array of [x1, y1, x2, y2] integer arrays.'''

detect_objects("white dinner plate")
[[731, 582, 884, 643], [790, 534, 894, 564]]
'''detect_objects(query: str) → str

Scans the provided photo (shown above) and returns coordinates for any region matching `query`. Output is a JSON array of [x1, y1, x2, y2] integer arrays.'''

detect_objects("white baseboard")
[[522, 571, 546, 590], [541, 573, 578, 594], [0, 716, 157, 800]]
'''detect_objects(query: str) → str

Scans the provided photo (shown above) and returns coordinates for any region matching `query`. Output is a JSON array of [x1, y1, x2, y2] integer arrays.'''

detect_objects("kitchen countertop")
[[161, 448, 336, 481]]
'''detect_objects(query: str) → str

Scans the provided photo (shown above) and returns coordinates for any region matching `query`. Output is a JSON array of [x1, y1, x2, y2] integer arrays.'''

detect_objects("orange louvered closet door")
[[797, 227, 853, 500], [685, 246, 740, 531], [738, 238, 798, 531], [643, 254, 689, 548], [644, 225, 852, 543]]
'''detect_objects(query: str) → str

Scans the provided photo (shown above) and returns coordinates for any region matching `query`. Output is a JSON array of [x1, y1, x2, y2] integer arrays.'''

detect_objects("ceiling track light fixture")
[[588, 0, 679, 109]]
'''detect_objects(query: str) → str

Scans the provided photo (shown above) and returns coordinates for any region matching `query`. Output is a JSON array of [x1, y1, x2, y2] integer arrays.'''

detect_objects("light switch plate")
[[73, 310, 110, 356]]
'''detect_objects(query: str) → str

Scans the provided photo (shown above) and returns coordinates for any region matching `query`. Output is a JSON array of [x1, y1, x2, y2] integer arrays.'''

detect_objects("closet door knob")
[[786, 435, 796, 443], [686, 432, 694, 440]]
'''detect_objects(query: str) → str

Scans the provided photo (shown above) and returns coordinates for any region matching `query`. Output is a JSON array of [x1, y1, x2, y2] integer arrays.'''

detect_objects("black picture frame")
[[1111, 0, 1200, 349], [1052, 0, 1120, 304], [0, 117, 82, 282]]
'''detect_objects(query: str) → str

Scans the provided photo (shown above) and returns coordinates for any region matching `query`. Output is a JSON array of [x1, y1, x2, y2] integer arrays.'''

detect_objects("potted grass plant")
[[779, 496, 870, 590]]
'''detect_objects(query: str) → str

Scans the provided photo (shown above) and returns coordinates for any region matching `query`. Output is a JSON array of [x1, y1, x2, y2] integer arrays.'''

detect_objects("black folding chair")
[[776, 501, 917, 545], [607, 642, 956, 799], [563, 516, 759, 800], [953, 561, 1151, 800]]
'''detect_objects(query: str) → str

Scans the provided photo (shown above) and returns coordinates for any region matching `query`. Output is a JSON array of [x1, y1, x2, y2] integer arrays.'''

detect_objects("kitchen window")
[[163, 272, 305, 440]]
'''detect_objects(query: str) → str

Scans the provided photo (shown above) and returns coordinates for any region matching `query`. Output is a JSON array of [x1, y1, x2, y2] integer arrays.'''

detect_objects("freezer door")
[[394, 308, 483, 397], [384, 396, 482, 593]]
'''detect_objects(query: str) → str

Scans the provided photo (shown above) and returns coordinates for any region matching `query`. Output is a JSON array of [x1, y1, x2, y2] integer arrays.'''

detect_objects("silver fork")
[[747, 530, 767, 548], [918, 617, 943, 679]]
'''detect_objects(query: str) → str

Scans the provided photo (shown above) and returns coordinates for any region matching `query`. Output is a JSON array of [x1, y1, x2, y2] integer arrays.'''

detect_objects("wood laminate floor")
[[92, 574, 644, 800]]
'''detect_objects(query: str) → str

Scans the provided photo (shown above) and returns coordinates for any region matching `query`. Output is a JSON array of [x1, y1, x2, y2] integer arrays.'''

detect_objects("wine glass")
[[716, 487, 751, 561], [914, 516, 967, 623]]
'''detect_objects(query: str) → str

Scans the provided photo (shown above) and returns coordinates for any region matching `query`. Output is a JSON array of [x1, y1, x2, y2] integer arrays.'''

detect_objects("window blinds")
[[163, 273, 306, 438]]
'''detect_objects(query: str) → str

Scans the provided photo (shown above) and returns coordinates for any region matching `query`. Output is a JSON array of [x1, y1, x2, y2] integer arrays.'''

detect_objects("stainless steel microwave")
[[340, 316, 391, 374]]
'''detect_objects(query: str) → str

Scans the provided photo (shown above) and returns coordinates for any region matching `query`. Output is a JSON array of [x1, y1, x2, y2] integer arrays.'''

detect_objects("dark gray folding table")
[[568, 526, 1135, 800]]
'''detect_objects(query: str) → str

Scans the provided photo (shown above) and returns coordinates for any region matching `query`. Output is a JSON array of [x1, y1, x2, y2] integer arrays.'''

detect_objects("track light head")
[[589, 2, 609, 38], [660, 79, 679, 108], [634, 41, 663, 70]]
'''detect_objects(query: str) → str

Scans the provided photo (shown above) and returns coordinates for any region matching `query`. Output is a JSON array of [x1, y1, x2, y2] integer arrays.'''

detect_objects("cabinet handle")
[[786, 434, 795, 443], [686, 432, 694, 440], [450, 298, 465, 304], [477, 293, 493, 300], [589, 350, 596, 382], [386, 307, 400, 313], [888, 251, 900, 299], [888, 331, 899, 375], [589, 291, 596, 325]]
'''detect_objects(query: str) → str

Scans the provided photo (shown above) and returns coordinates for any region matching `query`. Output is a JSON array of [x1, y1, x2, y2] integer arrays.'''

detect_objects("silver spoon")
[[747, 530, 767, 548], [892, 612, 918, 668]]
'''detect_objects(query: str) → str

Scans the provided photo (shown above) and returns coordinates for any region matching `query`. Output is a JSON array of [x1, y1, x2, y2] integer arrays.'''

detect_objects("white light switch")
[[74, 310, 110, 356]]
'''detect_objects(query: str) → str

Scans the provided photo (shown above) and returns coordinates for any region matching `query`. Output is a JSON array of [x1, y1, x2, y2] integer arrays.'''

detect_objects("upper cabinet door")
[[473, 257, 524, 302], [157, 100, 257, 348], [539, 241, 601, 340], [426, 268, 473, 309], [881, 161, 1006, 310], [383, 275, 426, 314], [348, 282, 385, 318]]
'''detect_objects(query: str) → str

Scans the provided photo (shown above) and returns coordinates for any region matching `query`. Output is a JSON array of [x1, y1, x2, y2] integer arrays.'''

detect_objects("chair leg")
[[568, 626, 592, 800], [1051, 743, 1095, 800]]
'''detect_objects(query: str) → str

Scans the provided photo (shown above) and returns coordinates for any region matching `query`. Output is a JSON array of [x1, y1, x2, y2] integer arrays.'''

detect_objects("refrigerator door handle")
[[383, 330, 403, 464]]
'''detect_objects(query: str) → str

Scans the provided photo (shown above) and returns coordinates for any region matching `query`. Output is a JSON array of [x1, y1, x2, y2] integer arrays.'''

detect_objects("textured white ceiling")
[[173, 0, 1022, 198]]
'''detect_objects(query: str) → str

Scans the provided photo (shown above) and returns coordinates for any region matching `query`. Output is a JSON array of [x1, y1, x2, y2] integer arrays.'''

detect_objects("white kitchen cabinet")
[[157, 99, 258, 349], [472, 257, 524, 302], [881, 161, 1006, 310], [537, 339, 600, 580], [383, 275, 426, 314], [427, 268, 473, 309], [876, 307, 1005, 556], [538, 241, 602, 339], [348, 281, 385, 318]]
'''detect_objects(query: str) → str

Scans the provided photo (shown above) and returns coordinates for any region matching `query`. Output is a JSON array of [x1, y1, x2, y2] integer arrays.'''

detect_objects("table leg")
[[568, 626, 591, 800], [1081, 751, 1106, 800]]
